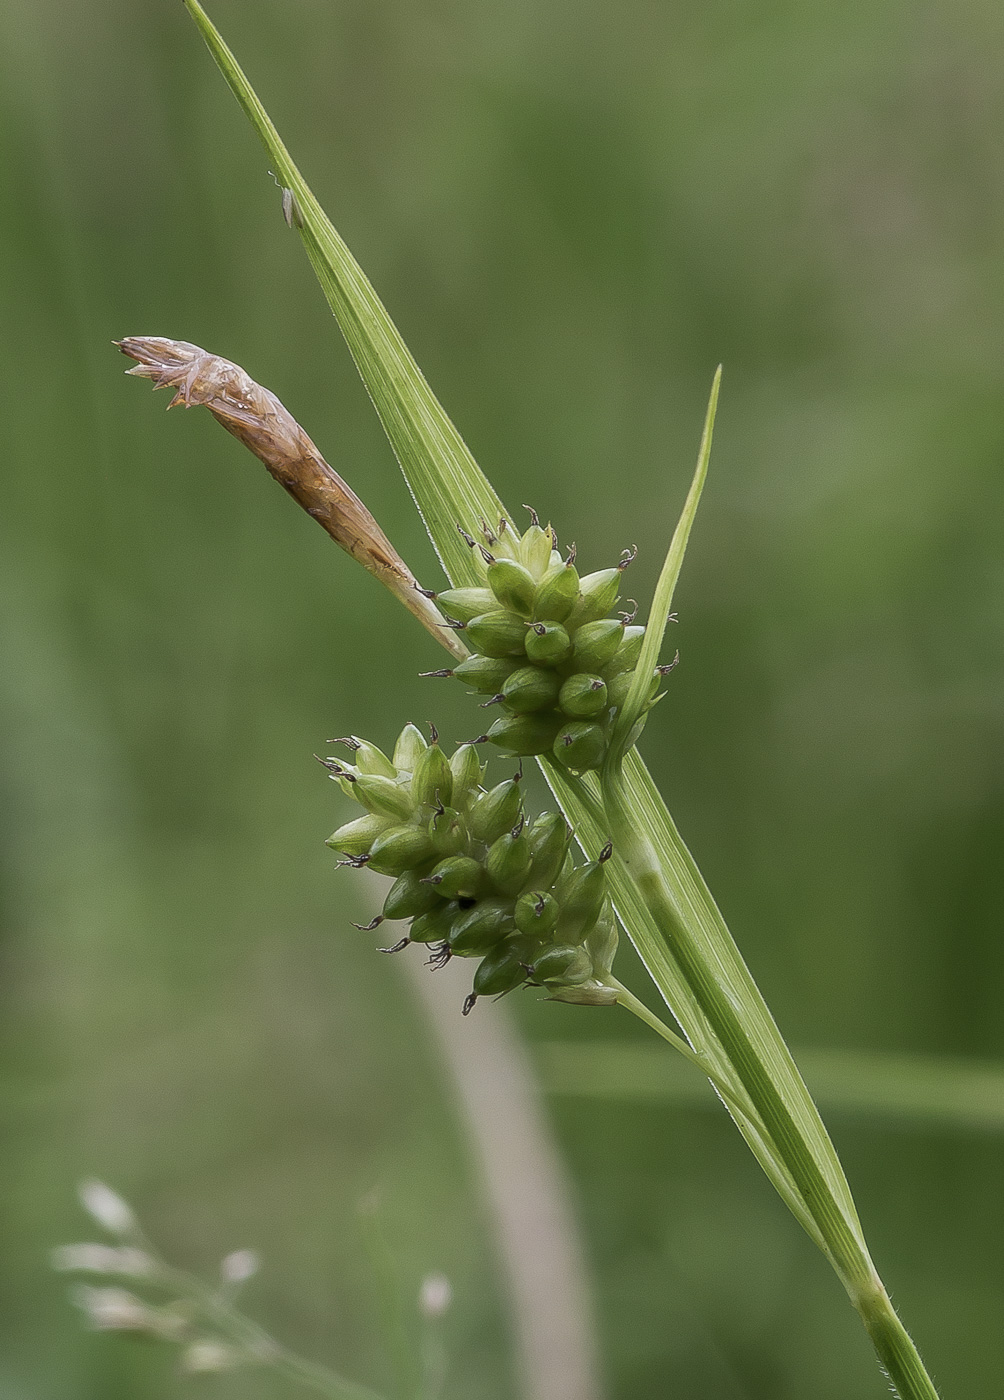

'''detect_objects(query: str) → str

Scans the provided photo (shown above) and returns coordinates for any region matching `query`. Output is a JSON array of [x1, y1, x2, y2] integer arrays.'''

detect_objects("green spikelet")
[[501, 666, 562, 714], [558, 673, 608, 718], [533, 562, 580, 622], [532, 944, 593, 986], [349, 739, 397, 778], [409, 902, 458, 944], [485, 823, 533, 896], [427, 805, 468, 857], [449, 742, 483, 797], [468, 777, 523, 843], [515, 890, 560, 936], [435, 586, 496, 622], [553, 721, 607, 772], [326, 812, 391, 857], [324, 730, 619, 1011], [605, 624, 645, 676], [487, 558, 537, 615], [449, 898, 515, 956], [524, 622, 572, 665], [436, 522, 670, 770], [565, 568, 621, 628], [570, 617, 624, 672], [486, 712, 562, 755], [472, 944, 528, 997], [465, 611, 528, 658], [393, 723, 428, 771], [368, 824, 436, 876], [383, 869, 443, 920], [411, 739, 453, 808], [451, 655, 522, 693], [526, 812, 571, 887], [425, 855, 484, 900], [353, 774, 415, 821]]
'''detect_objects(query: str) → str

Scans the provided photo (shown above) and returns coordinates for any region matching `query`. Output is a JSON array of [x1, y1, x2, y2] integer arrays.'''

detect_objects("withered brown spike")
[[420, 669, 454, 678], [522, 504, 540, 527], [480, 693, 505, 708], [599, 842, 613, 862], [458, 526, 477, 547], [565, 544, 577, 565], [618, 545, 638, 570], [462, 993, 478, 1016], [479, 546, 495, 565], [589, 680, 604, 691], [327, 736, 361, 749], [379, 938, 411, 955], [428, 721, 439, 744], [352, 916, 384, 931], [115, 337, 467, 662], [512, 815, 526, 838]]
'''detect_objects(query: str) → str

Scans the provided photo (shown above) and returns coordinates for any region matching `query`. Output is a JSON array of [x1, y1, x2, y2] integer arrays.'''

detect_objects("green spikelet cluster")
[[322, 723, 619, 1011], [421, 511, 673, 772]]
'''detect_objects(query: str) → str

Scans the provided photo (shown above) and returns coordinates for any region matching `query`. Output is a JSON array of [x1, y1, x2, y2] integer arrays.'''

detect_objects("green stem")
[[162, 1268, 387, 1400], [601, 764, 940, 1400], [608, 977, 752, 1122]]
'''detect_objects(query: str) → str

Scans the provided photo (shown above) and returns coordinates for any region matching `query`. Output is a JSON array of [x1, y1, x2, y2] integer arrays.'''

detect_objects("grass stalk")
[[168, 7, 946, 1393]]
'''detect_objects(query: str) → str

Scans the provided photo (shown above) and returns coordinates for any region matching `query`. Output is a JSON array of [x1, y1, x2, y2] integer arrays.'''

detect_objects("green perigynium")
[[323, 724, 619, 1010], [423, 513, 668, 772]]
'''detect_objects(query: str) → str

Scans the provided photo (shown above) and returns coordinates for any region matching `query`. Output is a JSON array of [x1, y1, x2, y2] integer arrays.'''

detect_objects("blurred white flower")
[[220, 1248, 260, 1285], [418, 1272, 452, 1320], [52, 1243, 154, 1276], [78, 1180, 136, 1236], [72, 1285, 180, 1337], [181, 1338, 243, 1372]]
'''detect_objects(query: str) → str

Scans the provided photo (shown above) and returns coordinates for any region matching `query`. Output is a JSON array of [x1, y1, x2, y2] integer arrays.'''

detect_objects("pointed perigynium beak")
[[116, 336, 467, 661]]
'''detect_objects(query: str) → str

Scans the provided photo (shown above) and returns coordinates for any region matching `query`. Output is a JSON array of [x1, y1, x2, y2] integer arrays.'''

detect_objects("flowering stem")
[[607, 978, 752, 1121], [159, 1266, 388, 1400]]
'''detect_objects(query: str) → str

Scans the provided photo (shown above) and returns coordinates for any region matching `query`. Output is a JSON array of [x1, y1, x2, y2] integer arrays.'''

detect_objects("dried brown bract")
[[116, 337, 466, 660]]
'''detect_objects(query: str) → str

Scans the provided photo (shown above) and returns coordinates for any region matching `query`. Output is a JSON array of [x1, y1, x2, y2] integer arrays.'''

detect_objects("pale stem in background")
[[406, 955, 603, 1400]]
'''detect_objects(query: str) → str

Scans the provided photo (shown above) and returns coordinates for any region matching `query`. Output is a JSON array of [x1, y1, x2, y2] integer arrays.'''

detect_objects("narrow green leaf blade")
[[620, 746, 865, 1240], [540, 758, 826, 1252], [611, 367, 720, 755], [183, 0, 500, 589]]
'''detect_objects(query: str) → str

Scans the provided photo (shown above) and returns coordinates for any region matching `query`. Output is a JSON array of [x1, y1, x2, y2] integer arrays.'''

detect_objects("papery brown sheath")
[[116, 337, 466, 661]]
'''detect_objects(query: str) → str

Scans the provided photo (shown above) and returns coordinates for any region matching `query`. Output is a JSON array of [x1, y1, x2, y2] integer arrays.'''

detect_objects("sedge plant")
[[107, 5, 947, 1397]]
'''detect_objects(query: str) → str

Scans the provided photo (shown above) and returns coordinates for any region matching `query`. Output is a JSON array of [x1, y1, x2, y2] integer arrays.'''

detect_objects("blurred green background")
[[3, 1, 1004, 1395]]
